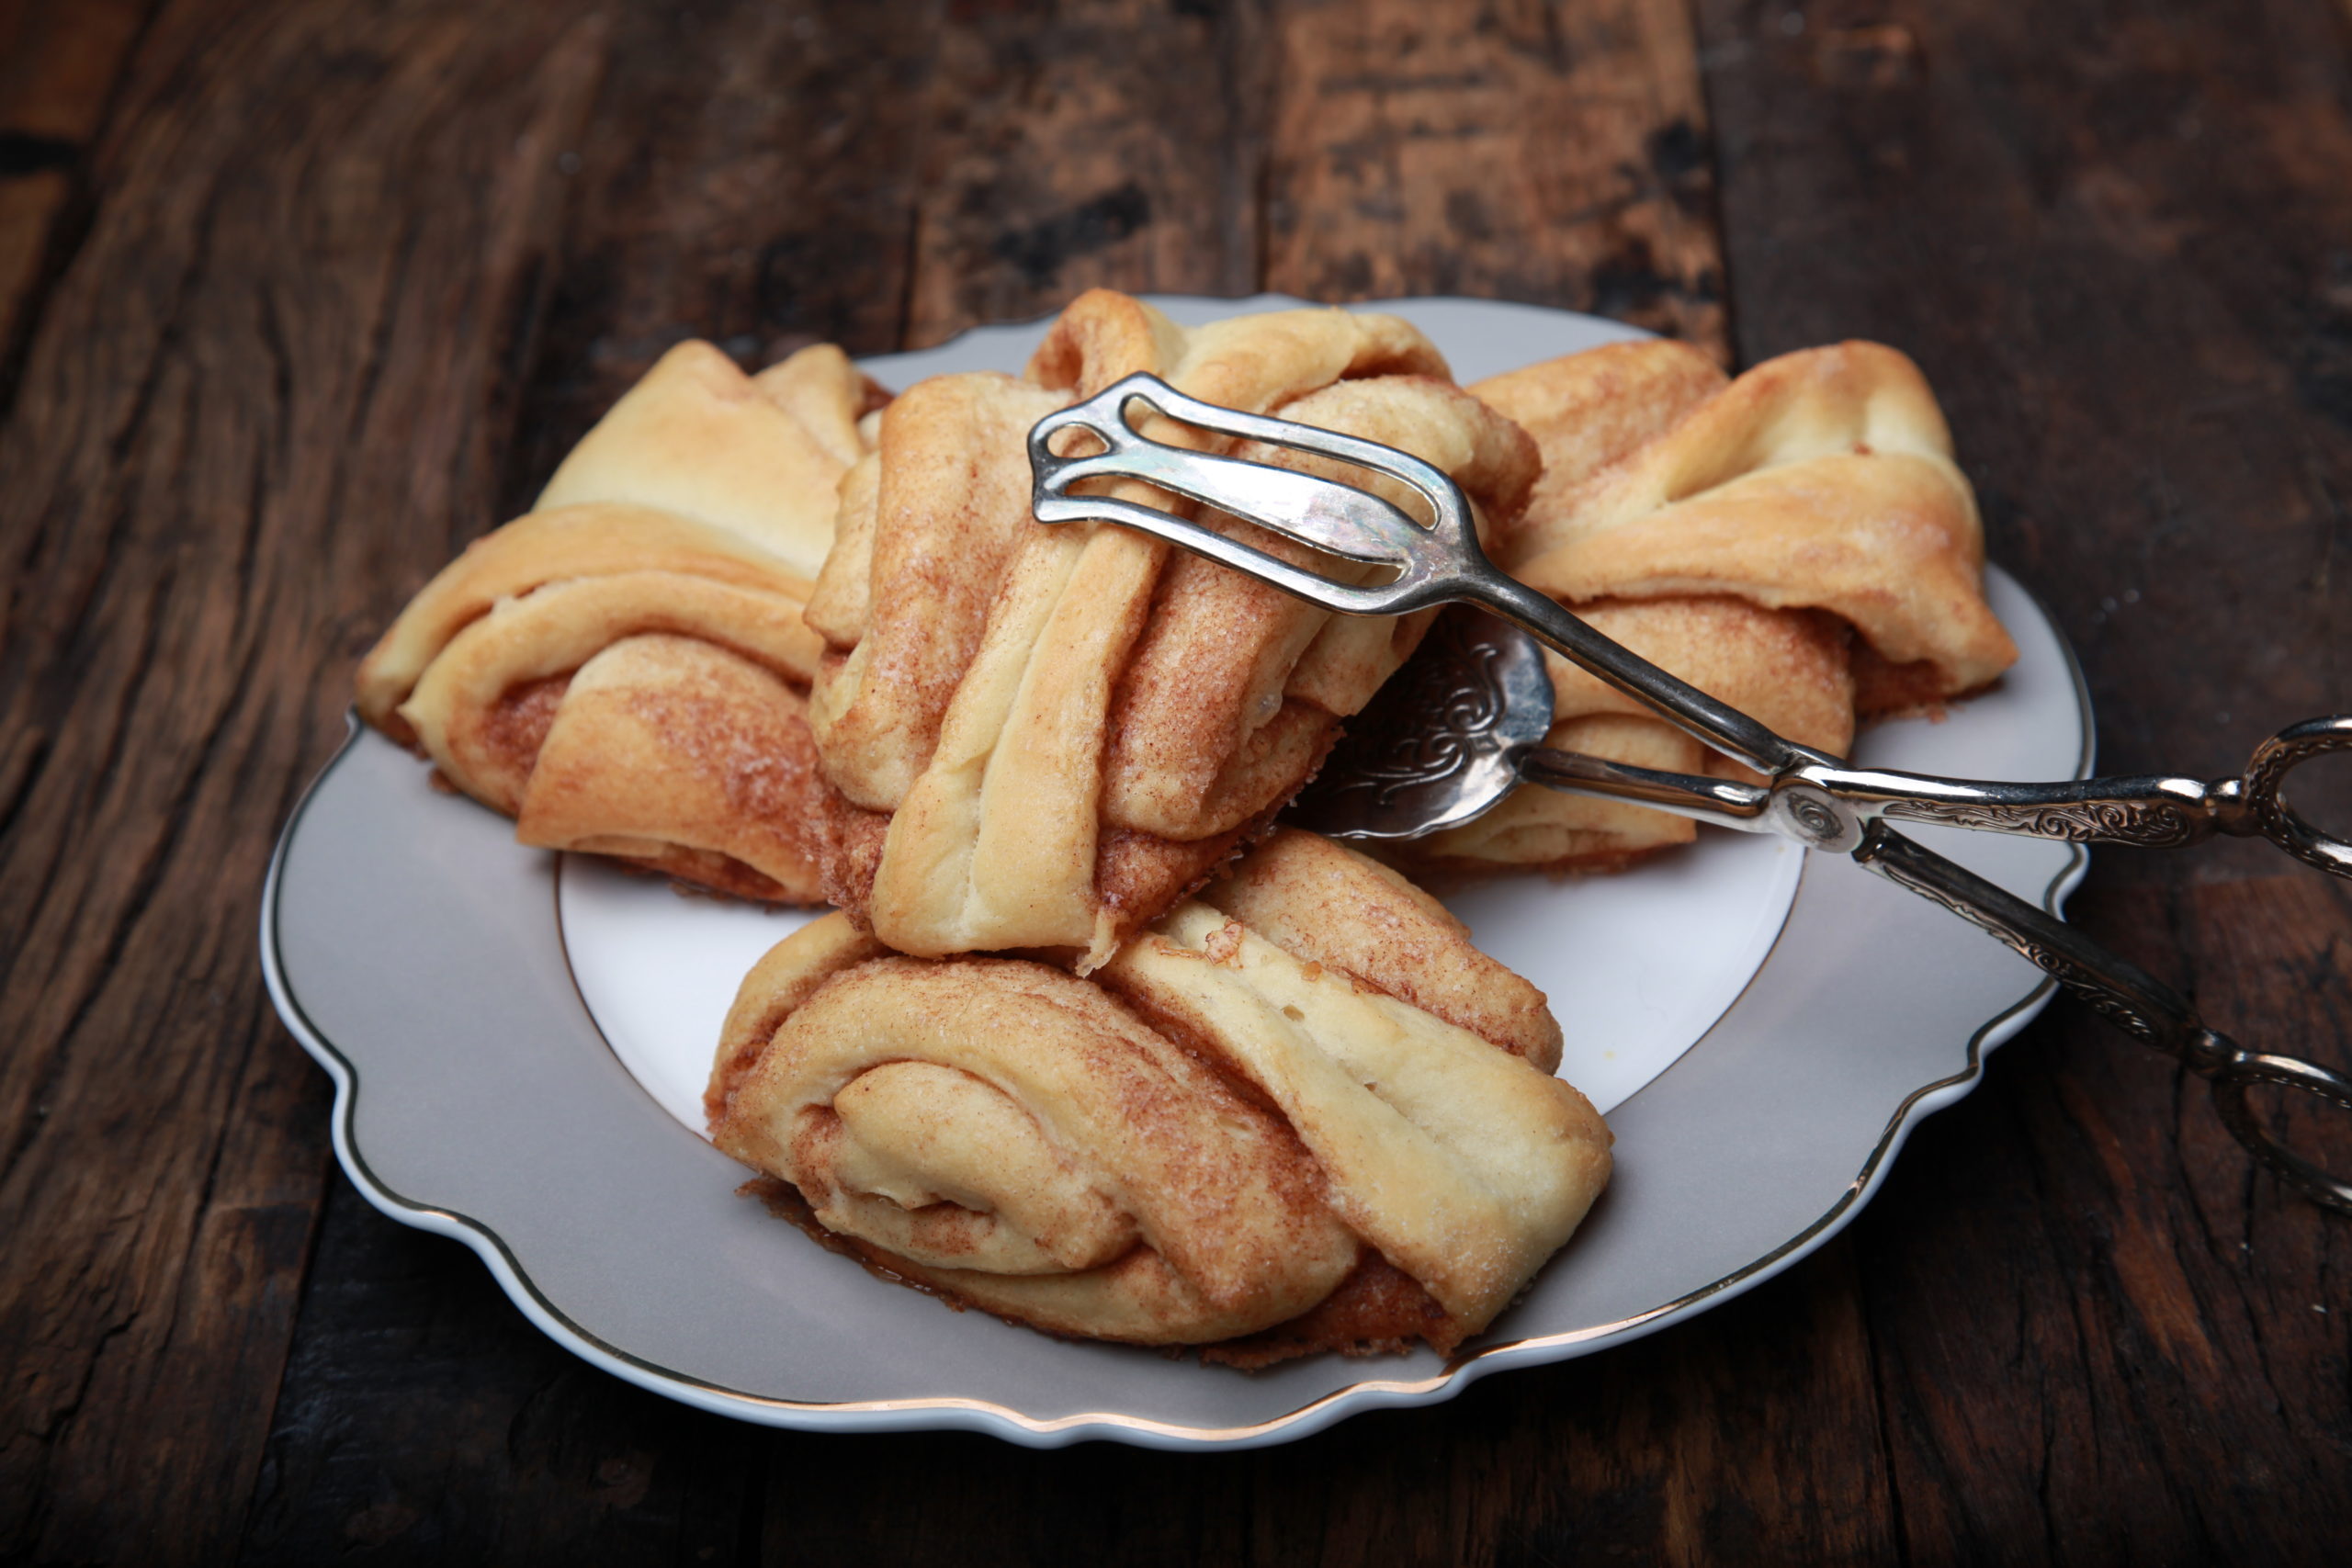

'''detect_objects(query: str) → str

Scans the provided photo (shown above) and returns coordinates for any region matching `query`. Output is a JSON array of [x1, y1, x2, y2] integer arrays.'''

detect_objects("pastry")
[[355, 340, 885, 900], [707, 829, 1609, 1360], [807, 289, 1539, 967], [1419, 339, 2018, 872]]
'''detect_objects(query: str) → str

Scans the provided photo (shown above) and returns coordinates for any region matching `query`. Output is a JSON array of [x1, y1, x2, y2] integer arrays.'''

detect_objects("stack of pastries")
[[358, 290, 2015, 1363]]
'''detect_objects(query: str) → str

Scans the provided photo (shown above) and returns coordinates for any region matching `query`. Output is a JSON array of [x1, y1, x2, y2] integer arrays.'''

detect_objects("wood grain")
[[242, 1180, 761, 1565], [1696, 0, 2352, 816], [1262, 0, 1729, 360], [228, 3, 1873, 1559], [1696, 0, 2352, 1556], [497, 0, 942, 517], [1848, 877, 2352, 1561], [236, 4, 952, 1554], [5, 0, 2352, 1560], [900, 0, 1250, 344], [0, 1, 604, 1560], [0, 0, 150, 393], [737, 1243, 1887, 1567]]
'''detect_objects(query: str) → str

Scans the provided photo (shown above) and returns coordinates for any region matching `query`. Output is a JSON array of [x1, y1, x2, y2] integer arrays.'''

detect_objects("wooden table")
[[6, 0, 2350, 1560]]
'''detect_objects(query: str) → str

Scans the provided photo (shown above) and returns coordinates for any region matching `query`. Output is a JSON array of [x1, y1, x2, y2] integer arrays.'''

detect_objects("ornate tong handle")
[[1029, 378, 2352, 1211], [1034, 375, 2352, 879], [1813, 719, 2352, 875], [1532, 728, 2352, 879], [1855, 827, 2352, 1213]]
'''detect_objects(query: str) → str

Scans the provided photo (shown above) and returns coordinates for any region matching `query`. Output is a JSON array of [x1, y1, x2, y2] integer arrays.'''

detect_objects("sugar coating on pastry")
[[1197, 828, 1562, 1072], [807, 289, 1538, 968], [537, 340, 875, 578], [514, 635, 833, 901], [1420, 339, 2018, 873], [356, 341, 885, 901], [708, 832, 1610, 1360]]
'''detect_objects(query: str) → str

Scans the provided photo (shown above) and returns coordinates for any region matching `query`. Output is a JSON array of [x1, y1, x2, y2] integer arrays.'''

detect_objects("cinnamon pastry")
[[708, 829, 1609, 1360], [355, 340, 885, 900], [807, 289, 1539, 967], [1420, 339, 2018, 872]]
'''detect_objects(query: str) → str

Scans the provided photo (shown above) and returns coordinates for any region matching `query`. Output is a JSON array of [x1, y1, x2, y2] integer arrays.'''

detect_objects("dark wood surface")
[[4, 0, 2348, 1561]]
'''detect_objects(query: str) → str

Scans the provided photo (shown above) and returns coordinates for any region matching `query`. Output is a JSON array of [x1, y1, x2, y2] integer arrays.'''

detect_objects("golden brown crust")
[[709, 913, 891, 1121], [1199, 828, 1563, 1074], [709, 836, 1607, 1361], [1026, 287, 1452, 403], [1505, 341, 2015, 691], [537, 340, 878, 579], [711, 930, 1362, 1345], [513, 636, 833, 902], [355, 503, 818, 739], [1101, 905, 1608, 1335], [1425, 340, 2018, 874], [1200, 1252, 1455, 1369], [356, 342, 876, 903], [1100, 376, 1537, 845], [1472, 336, 1727, 558], [803, 375, 1069, 810], [806, 292, 1537, 967]]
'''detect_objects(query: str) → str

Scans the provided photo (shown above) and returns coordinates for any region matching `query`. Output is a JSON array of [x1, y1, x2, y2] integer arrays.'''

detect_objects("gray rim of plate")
[[260, 297, 2092, 1450]]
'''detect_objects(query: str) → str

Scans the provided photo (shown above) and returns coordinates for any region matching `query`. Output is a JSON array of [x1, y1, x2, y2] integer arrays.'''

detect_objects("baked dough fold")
[[1423, 339, 2018, 872], [808, 289, 1538, 966], [356, 341, 882, 900], [708, 830, 1607, 1358]]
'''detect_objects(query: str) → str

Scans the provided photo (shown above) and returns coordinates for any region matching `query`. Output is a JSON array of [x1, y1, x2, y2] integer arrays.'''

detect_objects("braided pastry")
[[708, 829, 1608, 1360], [1422, 339, 2018, 871], [356, 341, 884, 900], [807, 289, 1537, 968]]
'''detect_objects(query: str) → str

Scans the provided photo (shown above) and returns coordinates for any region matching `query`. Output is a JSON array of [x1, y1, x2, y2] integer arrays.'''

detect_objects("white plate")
[[564, 795, 1800, 1134], [262, 298, 2089, 1450]]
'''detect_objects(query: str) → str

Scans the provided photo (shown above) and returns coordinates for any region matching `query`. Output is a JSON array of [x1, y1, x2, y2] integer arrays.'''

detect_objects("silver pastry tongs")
[[1030, 372, 2352, 1212]]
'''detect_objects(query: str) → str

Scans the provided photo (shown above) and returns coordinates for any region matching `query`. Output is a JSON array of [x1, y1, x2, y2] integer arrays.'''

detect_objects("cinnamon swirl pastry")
[[355, 340, 885, 900], [708, 829, 1609, 1360], [807, 289, 1538, 968], [1419, 339, 2018, 873]]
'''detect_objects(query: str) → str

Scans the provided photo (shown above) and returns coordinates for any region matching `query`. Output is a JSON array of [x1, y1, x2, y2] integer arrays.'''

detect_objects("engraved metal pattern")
[[1034, 380, 2352, 1213], [1786, 796, 1846, 843], [2241, 717, 2352, 876], [1858, 827, 2352, 1213], [1287, 613, 1554, 840], [1878, 796, 2204, 846], [1031, 375, 2352, 874], [2222, 1055, 2352, 1115], [1315, 626, 1504, 805]]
